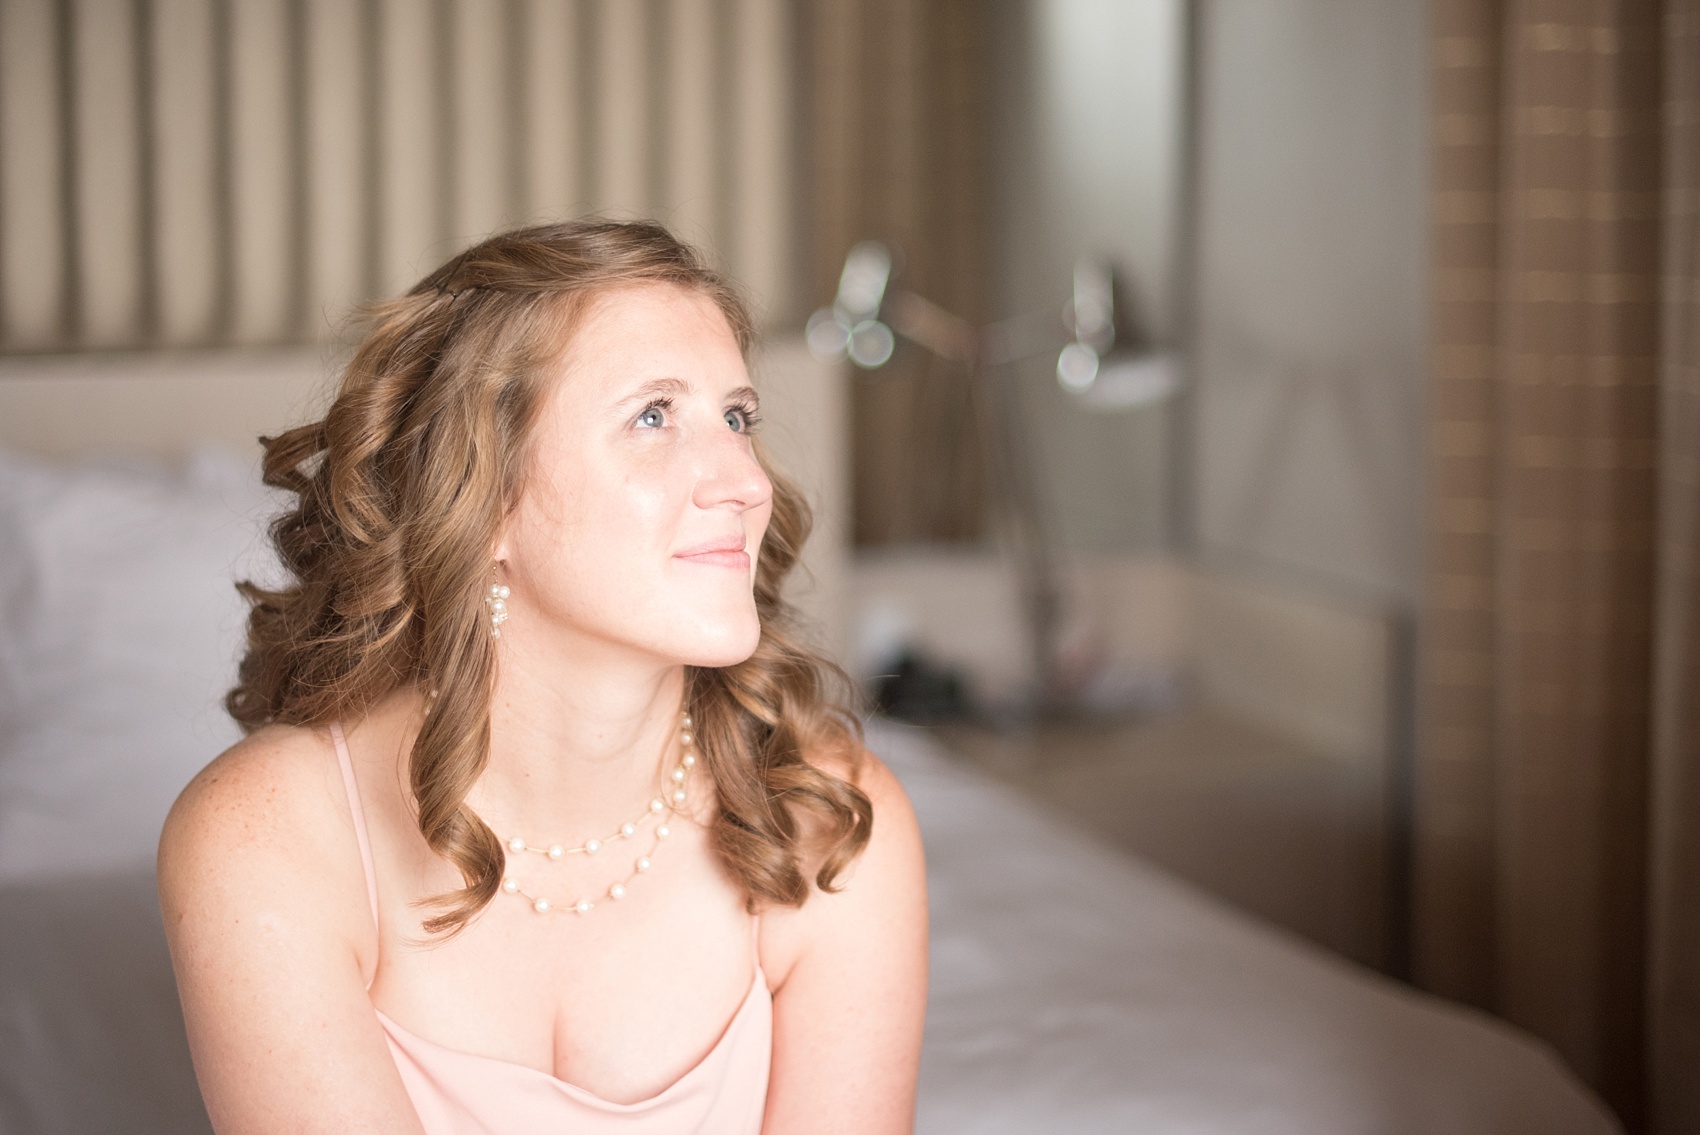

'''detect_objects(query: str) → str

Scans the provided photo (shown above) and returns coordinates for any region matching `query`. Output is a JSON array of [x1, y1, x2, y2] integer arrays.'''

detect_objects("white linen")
[[0, 447, 276, 879], [869, 720, 1621, 1135]]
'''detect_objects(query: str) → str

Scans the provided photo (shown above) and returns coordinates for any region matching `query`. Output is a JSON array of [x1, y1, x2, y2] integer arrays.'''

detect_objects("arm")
[[157, 733, 427, 1135], [761, 753, 929, 1135]]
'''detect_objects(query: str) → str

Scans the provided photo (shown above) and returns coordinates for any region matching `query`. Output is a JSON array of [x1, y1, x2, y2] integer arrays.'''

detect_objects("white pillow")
[[0, 447, 282, 880]]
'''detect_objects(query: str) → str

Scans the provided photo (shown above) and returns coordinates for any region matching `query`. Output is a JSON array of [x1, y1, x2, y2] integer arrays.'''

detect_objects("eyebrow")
[[618, 377, 691, 408], [616, 378, 760, 407]]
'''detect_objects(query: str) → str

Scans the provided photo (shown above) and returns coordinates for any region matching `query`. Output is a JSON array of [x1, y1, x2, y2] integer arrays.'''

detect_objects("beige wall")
[[1192, 0, 1429, 605]]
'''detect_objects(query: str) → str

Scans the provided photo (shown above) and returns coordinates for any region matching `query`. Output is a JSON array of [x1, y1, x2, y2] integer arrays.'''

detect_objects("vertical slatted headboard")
[[0, 0, 794, 354]]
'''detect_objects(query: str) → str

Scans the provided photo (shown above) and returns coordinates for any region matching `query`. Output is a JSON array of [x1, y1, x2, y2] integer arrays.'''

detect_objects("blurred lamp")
[[1057, 258, 1178, 411], [807, 241, 897, 368]]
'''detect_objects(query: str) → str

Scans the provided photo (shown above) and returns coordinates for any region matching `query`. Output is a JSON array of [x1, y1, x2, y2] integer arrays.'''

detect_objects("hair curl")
[[228, 219, 871, 936]]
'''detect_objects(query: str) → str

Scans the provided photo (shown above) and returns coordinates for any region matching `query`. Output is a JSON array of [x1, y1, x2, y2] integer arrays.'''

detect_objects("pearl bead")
[[490, 598, 507, 615], [489, 584, 502, 596], [497, 585, 510, 599], [494, 717, 696, 918]]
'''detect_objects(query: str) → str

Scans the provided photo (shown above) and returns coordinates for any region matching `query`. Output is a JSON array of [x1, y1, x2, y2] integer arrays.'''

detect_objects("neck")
[[470, 620, 689, 838]]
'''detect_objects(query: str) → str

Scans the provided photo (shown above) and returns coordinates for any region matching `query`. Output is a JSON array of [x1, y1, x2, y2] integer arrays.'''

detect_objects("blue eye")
[[725, 405, 761, 433], [636, 403, 667, 429]]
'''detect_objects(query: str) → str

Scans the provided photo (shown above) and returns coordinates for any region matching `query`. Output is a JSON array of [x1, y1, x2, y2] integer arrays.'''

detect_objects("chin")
[[669, 612, 764, 669]]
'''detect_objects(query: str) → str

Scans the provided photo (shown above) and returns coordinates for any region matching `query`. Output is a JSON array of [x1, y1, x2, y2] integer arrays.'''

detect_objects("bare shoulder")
[[160, 724, 340, 867], [157, 724, 358, 925], [761, 738, 927, 987], [156, 725, 422, 1132], [758, 735, 930, 1131]]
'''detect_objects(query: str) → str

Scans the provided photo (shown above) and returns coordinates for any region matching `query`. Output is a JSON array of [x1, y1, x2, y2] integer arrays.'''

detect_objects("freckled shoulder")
[[156, 724, 375, 951], [162, 725, 342, 857]]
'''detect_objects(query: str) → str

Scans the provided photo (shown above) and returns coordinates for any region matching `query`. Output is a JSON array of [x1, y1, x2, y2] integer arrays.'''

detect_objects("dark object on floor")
[[873, 651, 972, 724]]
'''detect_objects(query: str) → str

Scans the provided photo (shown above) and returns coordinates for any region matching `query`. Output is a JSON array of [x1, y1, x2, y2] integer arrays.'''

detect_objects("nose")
[[691, 425, 772, 513]]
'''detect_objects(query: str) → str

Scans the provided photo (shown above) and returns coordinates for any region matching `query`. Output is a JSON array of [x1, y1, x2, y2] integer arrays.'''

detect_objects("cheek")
[[509, 454, 686, 610]]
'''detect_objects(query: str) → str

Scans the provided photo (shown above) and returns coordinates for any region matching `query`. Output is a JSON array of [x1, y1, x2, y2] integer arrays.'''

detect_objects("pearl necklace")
[[500, 712, 697, 916]]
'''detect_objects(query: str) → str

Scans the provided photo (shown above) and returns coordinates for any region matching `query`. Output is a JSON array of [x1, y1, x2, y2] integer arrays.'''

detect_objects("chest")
[[367, 825, 762, 1103]]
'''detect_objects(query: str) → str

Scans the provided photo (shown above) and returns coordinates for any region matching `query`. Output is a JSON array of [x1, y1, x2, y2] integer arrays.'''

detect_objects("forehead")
[[556, 282, 746, 390]]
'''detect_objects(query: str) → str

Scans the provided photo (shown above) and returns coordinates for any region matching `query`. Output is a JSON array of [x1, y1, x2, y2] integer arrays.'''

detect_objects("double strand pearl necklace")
[[500, 711, 697, 916]]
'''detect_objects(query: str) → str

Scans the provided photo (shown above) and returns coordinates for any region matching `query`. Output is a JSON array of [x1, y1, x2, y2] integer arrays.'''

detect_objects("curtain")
[[1649, 3, 1700, 1130], [1420, 0, 1700, 1128]]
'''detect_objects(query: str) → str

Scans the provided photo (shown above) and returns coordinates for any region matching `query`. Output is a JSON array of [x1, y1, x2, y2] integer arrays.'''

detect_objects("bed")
[[0, 435, 1621, 1133]]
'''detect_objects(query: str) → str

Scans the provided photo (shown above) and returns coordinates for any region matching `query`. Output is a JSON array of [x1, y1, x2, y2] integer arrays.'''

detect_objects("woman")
[[157, 220, 928, 1134]]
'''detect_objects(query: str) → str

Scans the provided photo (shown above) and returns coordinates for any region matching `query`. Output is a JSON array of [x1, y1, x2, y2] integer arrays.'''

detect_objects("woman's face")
[[495, 283, 773, 669]]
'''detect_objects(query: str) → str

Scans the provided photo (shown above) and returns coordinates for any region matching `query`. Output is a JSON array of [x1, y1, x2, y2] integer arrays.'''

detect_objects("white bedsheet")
[[869, 720, 1618, 1135], [0, 720, 1618, 1134]]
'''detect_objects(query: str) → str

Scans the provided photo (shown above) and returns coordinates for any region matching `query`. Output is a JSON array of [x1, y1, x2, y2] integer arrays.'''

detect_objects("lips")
[[673, 535, 750, 570]]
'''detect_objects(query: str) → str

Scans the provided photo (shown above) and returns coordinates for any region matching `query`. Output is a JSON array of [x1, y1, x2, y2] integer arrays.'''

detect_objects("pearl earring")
[[485, 583, 511, 638]]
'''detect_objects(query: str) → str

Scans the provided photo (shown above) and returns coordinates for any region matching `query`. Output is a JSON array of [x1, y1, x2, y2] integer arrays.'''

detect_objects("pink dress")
[[331, 723, 773, 1134]]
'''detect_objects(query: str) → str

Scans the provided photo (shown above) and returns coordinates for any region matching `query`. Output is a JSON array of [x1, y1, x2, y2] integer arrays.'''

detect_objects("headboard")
[[0, 347, 332, 461]]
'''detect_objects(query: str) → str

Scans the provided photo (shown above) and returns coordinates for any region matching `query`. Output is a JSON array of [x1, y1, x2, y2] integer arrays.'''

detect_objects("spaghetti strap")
[[330, 722, 381, 933]]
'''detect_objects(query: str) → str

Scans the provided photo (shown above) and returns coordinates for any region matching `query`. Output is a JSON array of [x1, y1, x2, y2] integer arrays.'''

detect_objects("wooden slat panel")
[[808, 0, 861, 305], [303, 0, 366, 334], [664, 0, 719, 258], [377, 0, 442, 294], [0, 0, 794, 349], [152, 0, 220, 343], [592, 0, 648, 214], [0, 0, 67, 346], [520, 0, 582, 220], [731, 0, 787, 317], [449, 0, 510, 243], [71, 0, 144, 345], [229, 0, 297, 342]]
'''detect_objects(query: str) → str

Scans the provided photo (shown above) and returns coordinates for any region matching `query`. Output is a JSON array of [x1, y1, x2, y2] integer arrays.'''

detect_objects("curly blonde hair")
[[228, 220, 870, 936]]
